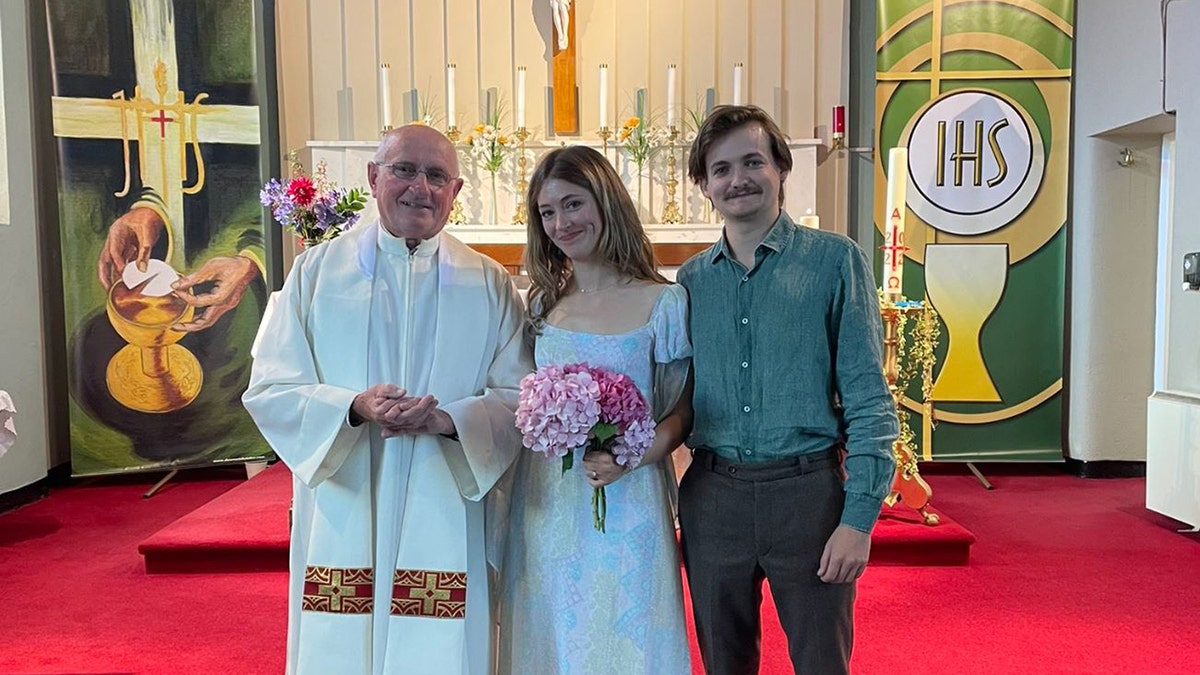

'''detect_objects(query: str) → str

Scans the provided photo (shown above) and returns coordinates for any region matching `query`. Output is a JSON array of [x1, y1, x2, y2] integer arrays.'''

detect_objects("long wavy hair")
[[524, 145, 666, 343]]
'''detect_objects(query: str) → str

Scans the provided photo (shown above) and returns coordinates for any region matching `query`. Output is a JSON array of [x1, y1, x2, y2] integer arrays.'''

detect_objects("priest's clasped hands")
[[350, 383, 457, 439]]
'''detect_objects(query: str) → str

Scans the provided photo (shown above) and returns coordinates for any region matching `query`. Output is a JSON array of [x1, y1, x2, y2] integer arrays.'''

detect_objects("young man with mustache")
[[676, 106, 898, 675]]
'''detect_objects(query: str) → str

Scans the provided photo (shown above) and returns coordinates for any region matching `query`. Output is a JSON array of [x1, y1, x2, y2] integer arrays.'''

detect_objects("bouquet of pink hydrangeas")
[[515, 363, 656, 532]]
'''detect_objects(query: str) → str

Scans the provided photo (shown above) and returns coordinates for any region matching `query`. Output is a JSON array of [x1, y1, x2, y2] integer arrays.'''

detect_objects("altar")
[[306, 136, 823, 274]]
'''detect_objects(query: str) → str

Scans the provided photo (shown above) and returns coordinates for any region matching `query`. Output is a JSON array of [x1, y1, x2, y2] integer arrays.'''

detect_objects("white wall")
[[1068, 0, 1172, 462], [0, 2, 51, 495], [1146, 0, 1200, 526]]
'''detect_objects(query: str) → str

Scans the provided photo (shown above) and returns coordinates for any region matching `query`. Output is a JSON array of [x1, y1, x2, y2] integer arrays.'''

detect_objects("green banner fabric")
[[875, 0, 1073, 461], [47, 0, 273, 475]]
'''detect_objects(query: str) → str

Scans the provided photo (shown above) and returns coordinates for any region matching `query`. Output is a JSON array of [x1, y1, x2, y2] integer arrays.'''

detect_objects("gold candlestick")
[[660, 126, 683, 224], [880, 295, 940, 526], [446, 125, 467, 224], [512, 127, 531, 225], [597, 126, 613, 162]]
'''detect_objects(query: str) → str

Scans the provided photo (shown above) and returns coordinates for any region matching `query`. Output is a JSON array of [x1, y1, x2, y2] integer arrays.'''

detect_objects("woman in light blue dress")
[[498, 146, 693, 674]]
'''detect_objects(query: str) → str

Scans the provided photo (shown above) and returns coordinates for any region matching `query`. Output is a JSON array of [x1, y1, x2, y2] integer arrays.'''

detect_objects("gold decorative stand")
[[598, 126, 612, 162], [880, 294, 941, 525], [445, 125, 467, 224], [512, 127, 531, 225], [660, 126, 683, 224]]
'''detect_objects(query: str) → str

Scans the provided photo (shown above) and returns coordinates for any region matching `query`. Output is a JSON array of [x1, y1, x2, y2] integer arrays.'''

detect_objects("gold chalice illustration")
[[105, 277, 203, 413], [924, 243, 1007, 402]]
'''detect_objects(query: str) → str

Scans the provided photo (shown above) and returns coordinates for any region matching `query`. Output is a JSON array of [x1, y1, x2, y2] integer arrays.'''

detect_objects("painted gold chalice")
[[105, 277, 203, 413]]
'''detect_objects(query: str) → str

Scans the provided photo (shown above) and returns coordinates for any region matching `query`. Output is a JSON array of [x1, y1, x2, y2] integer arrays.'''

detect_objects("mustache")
[[724, 187, 762, 198]]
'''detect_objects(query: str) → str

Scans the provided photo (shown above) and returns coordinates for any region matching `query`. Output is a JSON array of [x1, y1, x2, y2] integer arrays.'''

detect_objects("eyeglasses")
[[375, 162, 456, 188]]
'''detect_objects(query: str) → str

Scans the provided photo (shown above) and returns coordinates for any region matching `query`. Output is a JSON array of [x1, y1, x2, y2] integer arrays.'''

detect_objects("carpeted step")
[[138, 462, 291, 574], [140, 463, 973, 574]]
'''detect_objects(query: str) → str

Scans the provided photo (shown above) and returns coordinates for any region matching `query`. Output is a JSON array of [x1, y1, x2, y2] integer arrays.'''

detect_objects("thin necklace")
[[576, 276, 626, 294]]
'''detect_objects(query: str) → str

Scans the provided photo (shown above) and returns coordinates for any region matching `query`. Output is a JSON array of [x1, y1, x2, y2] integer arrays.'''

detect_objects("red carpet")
[[138, 464, 974, 573], [3, 469, 1199, 674], [138, 463, 291, 573]]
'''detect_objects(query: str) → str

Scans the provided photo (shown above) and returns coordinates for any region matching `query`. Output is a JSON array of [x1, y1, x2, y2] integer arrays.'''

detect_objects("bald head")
[[374, 124, 460, 176], [368, 123, 465, 241]]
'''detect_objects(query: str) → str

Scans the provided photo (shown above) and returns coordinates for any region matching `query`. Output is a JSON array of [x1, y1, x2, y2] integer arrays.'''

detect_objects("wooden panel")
[[445, 0, 479, 130], [613, 0, 650, 122], [648, 0, 684, 125], [275, 1, 313, 153], [682, 0, 717, 119], [551, 2, 578, 134], [476, 0, 510, 124], [784, 1, 818, 136], [816, 0, 846, 137], [750, 0, 784, 123], [377, 0, 412, 125], [308, 0, 343, 139], [512, 0, 547, 134], [716, 0, 749, 106], [344, 0, 378, 138], [410, 0, 445, 125], [463, 242, 708, 270], [576, 0, 616, 135]]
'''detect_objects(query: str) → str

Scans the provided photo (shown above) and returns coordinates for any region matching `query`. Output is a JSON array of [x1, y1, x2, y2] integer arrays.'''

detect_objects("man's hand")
[[350, 385, 406, 427], [171, 255, 260, 332], [582, 450, 631, 488], [98, 207, 164, 288], [380, 399, 456, 439], [818, 524, 871, 584]]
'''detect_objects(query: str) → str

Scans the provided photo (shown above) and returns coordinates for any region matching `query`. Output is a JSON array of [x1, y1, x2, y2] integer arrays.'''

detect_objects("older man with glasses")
[[244, 124, 533, 675]]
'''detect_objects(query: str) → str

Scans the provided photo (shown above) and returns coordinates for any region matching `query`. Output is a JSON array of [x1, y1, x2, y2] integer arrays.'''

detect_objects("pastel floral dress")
[[498, 284, 693, 675]]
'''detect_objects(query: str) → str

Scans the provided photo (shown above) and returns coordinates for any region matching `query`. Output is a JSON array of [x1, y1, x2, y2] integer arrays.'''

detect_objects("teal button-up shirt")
[[677, 211, 898, 533]]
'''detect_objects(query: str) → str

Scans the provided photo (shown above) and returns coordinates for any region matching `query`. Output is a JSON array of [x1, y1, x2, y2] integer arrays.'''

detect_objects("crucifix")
[[550, 0, 578, 135], [49, 0, 259, 270]]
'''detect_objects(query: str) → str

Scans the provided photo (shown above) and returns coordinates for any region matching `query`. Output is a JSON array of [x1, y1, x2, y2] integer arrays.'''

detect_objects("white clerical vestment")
[[244, 221, 531, 675]]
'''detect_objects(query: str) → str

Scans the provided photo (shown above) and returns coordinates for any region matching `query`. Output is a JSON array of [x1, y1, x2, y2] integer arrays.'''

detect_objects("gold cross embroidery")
[[409, 574, 453, 615], [317, 569, 356, 612]]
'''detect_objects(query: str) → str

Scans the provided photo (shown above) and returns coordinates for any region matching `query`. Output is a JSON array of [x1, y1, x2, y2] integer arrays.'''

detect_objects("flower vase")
[[489, 172, 498, 224]]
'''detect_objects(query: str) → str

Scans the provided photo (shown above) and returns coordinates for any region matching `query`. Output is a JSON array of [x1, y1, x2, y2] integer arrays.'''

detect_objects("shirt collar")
[[377, 225, 442, 258], [708, 210, 796, 264]]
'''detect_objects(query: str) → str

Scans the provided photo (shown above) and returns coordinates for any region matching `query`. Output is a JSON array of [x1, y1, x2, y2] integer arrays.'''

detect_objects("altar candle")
[[379, 63, 392, 128], [883, 147, 908, 297], [666, 64, 677, 127], [446, 64, 457, 127], [598, 64, 609, 128], [732, 63, 744, 105], [516, 66, 527, 128]]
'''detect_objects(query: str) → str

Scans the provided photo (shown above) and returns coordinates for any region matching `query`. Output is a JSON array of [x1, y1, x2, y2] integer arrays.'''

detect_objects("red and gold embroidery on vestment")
[[302, 566, 374, 614], [390, 569, 467, 619]]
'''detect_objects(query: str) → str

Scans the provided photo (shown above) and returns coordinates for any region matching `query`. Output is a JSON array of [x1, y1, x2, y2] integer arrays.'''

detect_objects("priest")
[[244, 124, 532, 675]]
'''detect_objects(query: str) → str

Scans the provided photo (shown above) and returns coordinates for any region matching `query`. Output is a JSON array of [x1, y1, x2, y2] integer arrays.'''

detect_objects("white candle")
[[598, 64, 609, 128], [515, 66, 527, 129], [446, 64, 457, 127], [883, 147, 908, 297], [666, 64, 677, 127], [379, 63, 392, 128], [732, 63, 744, 105]]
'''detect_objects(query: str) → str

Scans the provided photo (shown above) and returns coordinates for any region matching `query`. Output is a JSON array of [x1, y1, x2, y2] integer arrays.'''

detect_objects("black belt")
[[692, 446, 842, 480]]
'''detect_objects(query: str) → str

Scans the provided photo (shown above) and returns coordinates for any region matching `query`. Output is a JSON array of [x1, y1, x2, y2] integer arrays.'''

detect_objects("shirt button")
[[741, 318, 749, 325], [741, 275, 749, 283], [744, 449, 752, 456], [741, 361, 749, 368], [743, 406, 751, 413]]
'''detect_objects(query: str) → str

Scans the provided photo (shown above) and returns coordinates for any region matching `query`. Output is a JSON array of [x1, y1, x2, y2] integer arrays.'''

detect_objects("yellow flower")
[[618, 129, 632, 141], [624, 117, 640, 129], [465, 135, 474, 145], [498, 136, 509, 145], [474, 124, 486, 134]]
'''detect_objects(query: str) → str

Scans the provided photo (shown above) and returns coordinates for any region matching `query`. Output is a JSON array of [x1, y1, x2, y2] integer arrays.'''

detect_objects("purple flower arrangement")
[[260, 156, 367, 247]]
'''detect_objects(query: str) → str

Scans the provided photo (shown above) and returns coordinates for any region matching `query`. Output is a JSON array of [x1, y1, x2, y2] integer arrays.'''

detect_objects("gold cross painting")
[[47, 0, 274, 475]]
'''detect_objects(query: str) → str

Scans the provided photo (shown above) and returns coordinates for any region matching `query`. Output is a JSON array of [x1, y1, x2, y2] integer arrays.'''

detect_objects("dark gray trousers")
[[679, 448, 854, 675]]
